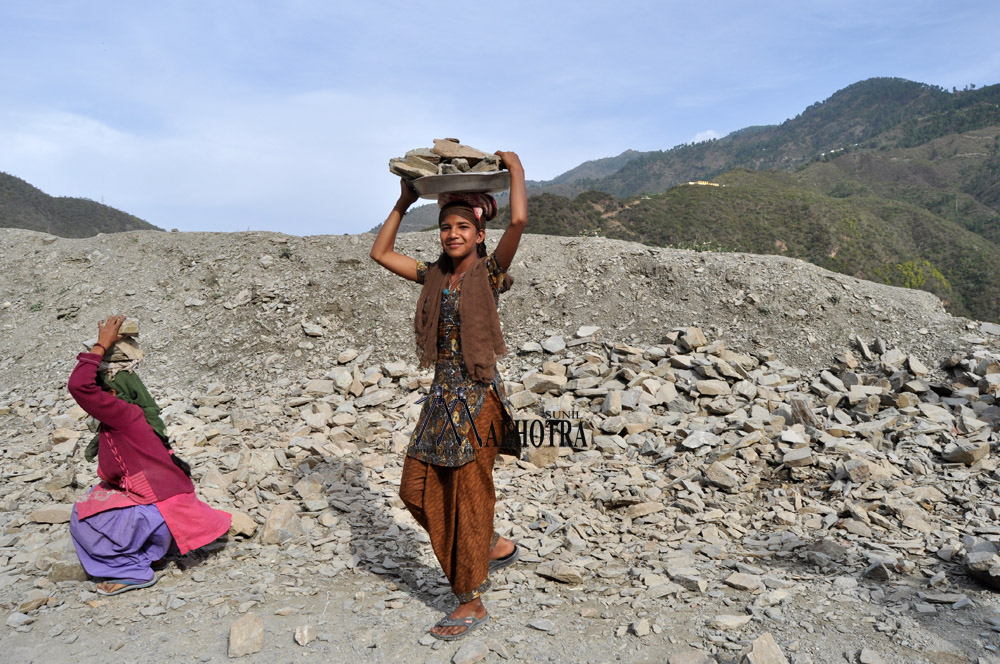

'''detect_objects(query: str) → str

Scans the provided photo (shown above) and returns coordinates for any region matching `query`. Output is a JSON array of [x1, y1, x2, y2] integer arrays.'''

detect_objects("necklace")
[[446, 270, 467, 292]]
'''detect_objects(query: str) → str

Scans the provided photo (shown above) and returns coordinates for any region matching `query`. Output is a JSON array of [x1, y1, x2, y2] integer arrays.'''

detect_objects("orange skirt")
[[398, 389, 503, 603]]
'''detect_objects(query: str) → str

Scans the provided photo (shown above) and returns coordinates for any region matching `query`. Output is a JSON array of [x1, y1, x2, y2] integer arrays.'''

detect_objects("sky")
[[2, 1, 999, 235]]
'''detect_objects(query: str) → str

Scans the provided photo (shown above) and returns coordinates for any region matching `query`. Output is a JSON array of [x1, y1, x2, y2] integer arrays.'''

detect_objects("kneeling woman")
[[68, 314, 231, 595]]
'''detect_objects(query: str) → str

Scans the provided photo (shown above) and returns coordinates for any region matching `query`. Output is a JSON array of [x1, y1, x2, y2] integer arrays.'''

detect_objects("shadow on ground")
[[304, 455, 449, 612]]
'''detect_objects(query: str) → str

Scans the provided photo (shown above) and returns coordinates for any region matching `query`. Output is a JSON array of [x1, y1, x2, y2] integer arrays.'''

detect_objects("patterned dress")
[[408, 252, 519, 467]]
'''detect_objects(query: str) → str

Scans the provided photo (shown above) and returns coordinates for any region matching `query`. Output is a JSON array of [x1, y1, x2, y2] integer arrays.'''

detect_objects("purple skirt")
[[70, 504, 172, 583]]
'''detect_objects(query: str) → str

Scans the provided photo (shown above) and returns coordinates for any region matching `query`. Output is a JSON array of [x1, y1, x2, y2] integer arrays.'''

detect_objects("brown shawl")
[[415, 255, 509, 382]]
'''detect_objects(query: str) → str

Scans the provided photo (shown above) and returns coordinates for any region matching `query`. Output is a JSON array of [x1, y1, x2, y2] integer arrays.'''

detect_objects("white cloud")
[[0, 90, 651, 235], [690, 130, 721, 144], [0, 90, 454, 234]]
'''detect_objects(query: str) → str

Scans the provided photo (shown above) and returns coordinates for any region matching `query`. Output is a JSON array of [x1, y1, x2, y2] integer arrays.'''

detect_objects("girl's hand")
[[396, 178, 420, 212], [495, 150, 524, 175], [94, 315, 125, 354]]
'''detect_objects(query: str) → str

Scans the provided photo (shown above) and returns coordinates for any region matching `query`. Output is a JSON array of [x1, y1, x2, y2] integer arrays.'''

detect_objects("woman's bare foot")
[[94, 576, 158, 595], [96, 581, 128, 594], [430, 598, 488, 638], [489, 536, 515, 561]]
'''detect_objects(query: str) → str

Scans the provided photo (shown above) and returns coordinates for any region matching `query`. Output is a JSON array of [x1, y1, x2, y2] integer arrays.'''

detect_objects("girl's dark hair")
[[170, 450, 193, 478]]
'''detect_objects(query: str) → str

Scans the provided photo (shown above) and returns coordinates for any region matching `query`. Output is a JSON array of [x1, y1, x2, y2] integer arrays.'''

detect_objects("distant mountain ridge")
[[501, 165, 997, 316], [482, 77, 1000, 321], [528, 77, 1000, 199], [539, 149, 644, 186], [399, 78, 1000, 232], [0, 172, 161, 237]]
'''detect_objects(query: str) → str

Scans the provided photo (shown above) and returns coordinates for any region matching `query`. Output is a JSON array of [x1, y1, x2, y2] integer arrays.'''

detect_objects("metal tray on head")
[[410, 171, 510, 199]]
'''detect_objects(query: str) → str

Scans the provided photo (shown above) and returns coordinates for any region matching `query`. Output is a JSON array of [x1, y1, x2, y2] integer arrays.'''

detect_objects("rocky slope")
[[0, 228, 977, 386], [3, 228, 1000, 664]]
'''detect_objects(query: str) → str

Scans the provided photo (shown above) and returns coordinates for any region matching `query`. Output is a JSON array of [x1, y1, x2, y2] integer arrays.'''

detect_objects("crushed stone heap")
[[4, 228, 1000, 661], [5, 322, 1000, 662]]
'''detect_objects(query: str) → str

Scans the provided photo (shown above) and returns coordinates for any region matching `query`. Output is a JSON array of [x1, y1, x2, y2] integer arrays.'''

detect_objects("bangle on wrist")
[[93, 343, 106, 354], [393, 206, 408, 216]]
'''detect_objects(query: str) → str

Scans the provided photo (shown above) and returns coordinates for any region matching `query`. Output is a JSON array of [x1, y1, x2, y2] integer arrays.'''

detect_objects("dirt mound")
[[0, 228, 982, 395], [3, 227, 1000, 663]]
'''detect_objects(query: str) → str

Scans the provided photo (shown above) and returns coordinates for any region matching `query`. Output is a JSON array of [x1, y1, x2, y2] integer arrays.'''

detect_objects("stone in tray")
[[389, 138, 505, 182]]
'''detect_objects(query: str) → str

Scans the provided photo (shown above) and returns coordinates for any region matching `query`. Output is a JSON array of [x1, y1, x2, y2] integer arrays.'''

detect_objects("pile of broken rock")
[[389, 138, 503, 180], [5, 324, 1000, 661]]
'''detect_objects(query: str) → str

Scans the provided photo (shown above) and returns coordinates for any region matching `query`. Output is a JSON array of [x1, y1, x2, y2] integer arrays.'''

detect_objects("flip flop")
[[95, 575, 159, 596], [489, 543, 520, 573], [430, 611, 488, 641]]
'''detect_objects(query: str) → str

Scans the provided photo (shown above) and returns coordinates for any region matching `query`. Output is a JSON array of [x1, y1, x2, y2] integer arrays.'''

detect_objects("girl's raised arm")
[[370, 179, 422, 282], [493, 151, 527, 272]]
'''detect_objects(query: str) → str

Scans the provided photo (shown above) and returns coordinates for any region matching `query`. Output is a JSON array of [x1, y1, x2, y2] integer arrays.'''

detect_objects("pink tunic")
[[68, 353, 231, 554]]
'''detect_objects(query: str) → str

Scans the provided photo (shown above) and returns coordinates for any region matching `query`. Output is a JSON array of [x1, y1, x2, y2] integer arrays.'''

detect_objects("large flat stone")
[[30, 505, 73, 524], [740, 632, 788, 664], [228, 613, 264, 658], [260, 502, 306, 545]]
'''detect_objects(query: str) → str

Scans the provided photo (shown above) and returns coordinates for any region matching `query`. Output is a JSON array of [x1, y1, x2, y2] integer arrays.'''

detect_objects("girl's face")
[[439, 214, 484, 262]]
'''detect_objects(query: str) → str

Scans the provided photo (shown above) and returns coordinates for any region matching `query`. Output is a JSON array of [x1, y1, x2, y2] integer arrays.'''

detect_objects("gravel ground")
[[3, 228, 1000, 664]]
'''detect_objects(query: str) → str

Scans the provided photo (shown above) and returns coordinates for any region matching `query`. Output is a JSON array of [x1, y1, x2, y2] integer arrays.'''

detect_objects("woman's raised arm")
[[68, 315, 130, 424], [493, 151, 527, 272], [370, 179, 422, 282]]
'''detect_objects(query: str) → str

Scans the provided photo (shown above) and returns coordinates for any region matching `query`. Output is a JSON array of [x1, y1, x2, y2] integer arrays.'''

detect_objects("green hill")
[[797, 128, 1000, 246], [544, 149, 644, 185], [0, 172, 161, 237], [530, 78, 1000, 200], [493, 167, 1000, 321], [490, 78, 1000, 322]]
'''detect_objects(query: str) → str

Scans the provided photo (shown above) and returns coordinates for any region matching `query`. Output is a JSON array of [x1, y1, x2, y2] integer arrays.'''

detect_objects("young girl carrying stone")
[[369, 150, 526, 640]]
